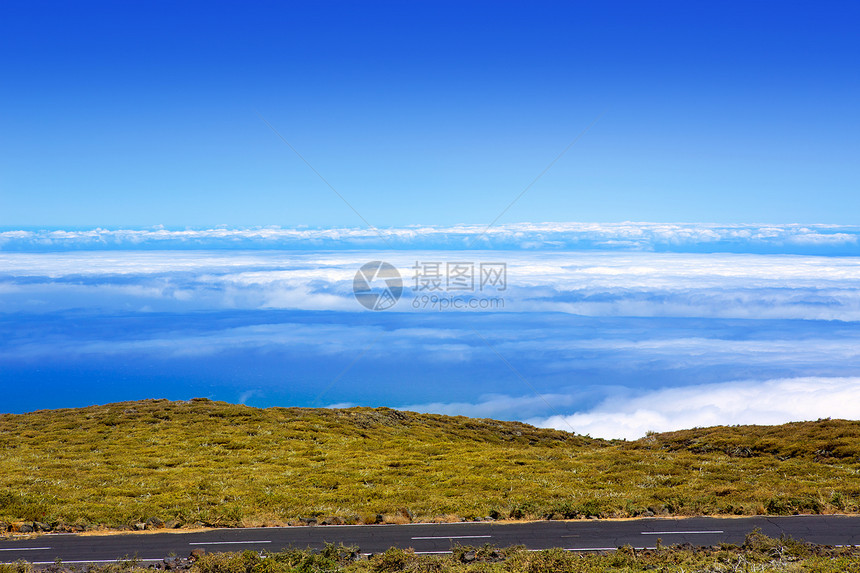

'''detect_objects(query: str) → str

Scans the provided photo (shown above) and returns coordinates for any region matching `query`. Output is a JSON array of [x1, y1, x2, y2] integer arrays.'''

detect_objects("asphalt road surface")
[[2, 516, 859, 565]]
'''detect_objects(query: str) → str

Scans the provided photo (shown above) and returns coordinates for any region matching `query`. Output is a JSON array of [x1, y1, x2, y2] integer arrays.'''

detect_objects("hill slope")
[[1, 399, 858, 531]]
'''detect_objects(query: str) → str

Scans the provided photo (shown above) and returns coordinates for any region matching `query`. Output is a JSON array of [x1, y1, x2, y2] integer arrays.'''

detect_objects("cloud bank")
[[394, 377, 860, 440], [2, 244, 858, 425], [3, 249, 860, 320], [2, 222, 859, 254], [532, 377, 860, 440]]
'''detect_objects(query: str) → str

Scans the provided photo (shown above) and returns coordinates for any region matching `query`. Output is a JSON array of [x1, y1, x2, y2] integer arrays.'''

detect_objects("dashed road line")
[[641, 530, 723, 535], [189, 541, 272, 545], [411, 535, 493, 540]]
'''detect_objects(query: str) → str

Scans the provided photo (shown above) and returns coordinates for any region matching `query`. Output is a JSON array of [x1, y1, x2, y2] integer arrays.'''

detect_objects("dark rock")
[[13, 522, 34, 533], [164, 520, 180, 529], [462, 550, 477, 562], [163, 557, 185, 570], [146, 517, 165, 530], [642, 510, 655, 517], [333, 549, 359, 562], [33, 521, 51, 532], [189, 548, 206, 561], [55, 522, 85, 533], [299, 517, 317, 526]]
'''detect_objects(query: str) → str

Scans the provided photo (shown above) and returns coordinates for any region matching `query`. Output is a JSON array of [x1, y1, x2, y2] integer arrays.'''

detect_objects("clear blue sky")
[[1, 0, 858, 228]]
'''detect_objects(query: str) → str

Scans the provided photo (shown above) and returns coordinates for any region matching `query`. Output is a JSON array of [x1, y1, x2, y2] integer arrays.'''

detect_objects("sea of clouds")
[[1, 223, 858, 438], [2, 222, 860, 254], [3, 249, 860, 320]]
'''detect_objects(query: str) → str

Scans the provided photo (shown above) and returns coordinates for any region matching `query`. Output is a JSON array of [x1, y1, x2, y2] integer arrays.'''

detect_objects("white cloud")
[[1, 222, 858, 253], [532, 377, 860, 440], [3, 249, 860, 319], [396, 378, 860, 440], [0, 322, 385, 359], [396, 393, 582, 421]]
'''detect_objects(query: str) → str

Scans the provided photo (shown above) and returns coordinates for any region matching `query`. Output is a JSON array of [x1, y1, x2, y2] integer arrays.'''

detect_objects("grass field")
[[1, 399, 859, 529]]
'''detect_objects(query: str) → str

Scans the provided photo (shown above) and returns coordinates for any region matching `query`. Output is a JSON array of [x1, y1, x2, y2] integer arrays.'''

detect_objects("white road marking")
[[0, 547, 51, 552], [411, 535, 492, 540], [189, 541, 272, 545], [641, 530, 723, 535]]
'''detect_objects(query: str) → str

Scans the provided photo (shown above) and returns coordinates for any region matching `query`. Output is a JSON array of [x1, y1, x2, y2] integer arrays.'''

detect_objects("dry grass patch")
[[0, 399, 858, 530]]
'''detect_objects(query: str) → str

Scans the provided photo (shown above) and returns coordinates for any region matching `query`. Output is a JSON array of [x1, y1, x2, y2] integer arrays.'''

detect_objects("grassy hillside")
[[1, 399, 859, 530]]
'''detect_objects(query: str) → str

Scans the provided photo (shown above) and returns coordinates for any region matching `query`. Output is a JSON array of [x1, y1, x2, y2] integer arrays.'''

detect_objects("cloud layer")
[[2, 222, 859, 254], [532, 377, 860, 440], [398, 376, 860, 440], [2, 246, 859, 426], [3, 249, 860, 320]]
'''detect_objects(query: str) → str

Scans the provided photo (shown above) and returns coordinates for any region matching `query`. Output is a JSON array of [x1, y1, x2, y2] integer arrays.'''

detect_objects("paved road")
[[2, 516, 859, 565]]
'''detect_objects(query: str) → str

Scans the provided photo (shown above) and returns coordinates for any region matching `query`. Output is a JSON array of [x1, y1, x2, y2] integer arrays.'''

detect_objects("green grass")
[[6, 532, 860, 572], [0, 399, 859, 529]]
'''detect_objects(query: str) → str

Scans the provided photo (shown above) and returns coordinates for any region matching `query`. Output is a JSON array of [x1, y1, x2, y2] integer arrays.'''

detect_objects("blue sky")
[[1, 2, 859, 437], [2, 1, 859, 227]]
